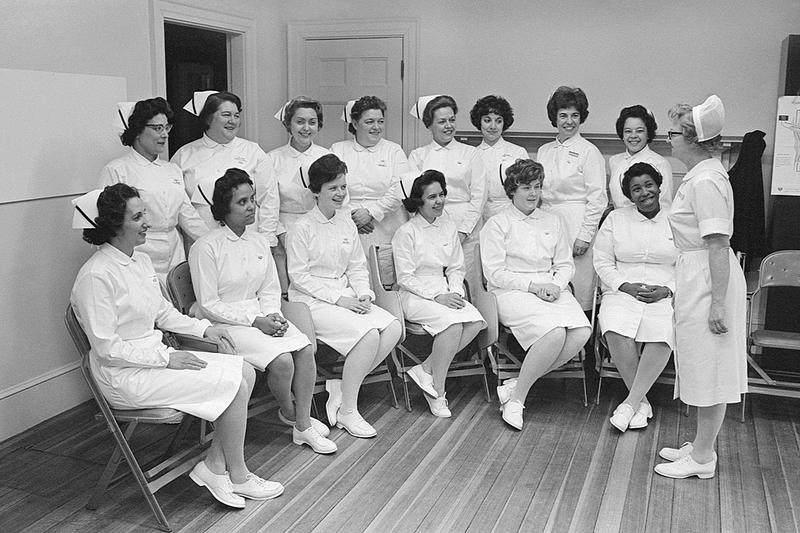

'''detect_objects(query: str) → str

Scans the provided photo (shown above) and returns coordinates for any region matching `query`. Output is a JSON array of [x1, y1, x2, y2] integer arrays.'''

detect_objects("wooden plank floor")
[[2, 375, 799, 533]]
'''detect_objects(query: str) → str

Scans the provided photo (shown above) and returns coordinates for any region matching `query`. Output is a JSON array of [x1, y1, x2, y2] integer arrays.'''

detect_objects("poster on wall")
[[772, 95, 800, 196]]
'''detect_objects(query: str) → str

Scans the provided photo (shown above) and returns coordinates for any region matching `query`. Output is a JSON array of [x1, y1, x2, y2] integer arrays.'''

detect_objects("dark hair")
[[503, 159, 544, 199], [211, 168, 254, 223], [621, 162, 663, 200], [470, 95, 514, 131], [82, 183, 140, 245], [308, 154, 347, 193], [402, 170, 447, 213], [282, 96, 323, 132], [422, 95, 457, 128], [348, 96, 386, 135], [615, 105, 658, 143], [546, 86, 589, 127], [120, 97, 173, 146], [198, 92, 242, 132]]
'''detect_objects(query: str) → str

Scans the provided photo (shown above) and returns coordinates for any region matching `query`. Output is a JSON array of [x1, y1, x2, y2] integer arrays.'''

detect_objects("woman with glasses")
[[99, 97, 209, 281]]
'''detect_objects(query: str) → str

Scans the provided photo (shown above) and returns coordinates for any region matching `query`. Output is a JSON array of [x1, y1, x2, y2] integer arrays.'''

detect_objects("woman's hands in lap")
[[434, 292, 466, 309], [167, 351, 208, 370], [204, 326, 238, 354], [528, 282, 561, 302], [253, 314, 289, 337], [337, 296, 372, 314], [619, 282, 671, 303]]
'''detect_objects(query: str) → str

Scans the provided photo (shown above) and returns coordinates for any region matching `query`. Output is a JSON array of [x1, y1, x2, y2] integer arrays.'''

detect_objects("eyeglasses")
[[666, 130, 683, 140], [145, 123, 173, 134]]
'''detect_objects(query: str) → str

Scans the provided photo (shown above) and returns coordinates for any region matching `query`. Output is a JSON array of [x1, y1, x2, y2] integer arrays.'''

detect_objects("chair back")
[[166, 261, 195, 314], [371, 244, 397, 290], [758, 250, 800, 290]]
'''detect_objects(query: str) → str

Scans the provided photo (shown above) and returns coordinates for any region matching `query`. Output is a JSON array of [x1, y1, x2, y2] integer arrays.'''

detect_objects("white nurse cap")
[[191, 179, 215, 206], [183, 90, 218, 116], [274, 100, 290, 122], [692, 95, 725, 142], [116, 102, 137, 130], [71, 189, 103, 229], [341, 100, 356, 124], [409, 95, 442, 121]]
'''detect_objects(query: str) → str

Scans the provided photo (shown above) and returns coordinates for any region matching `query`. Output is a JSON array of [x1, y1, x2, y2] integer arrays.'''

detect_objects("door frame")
[[150, 0, 259, 140], [288, 19, 419, 151]]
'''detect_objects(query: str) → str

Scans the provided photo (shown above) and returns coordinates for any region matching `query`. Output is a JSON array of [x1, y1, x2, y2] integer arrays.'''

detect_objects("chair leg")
[[740, 393, 746, 423], [481, 351, 491, 402], [311, 396, 320, 420], [163, 416, 192, 458], [387, 374, 399, 409], [580, 362, 589, 407], [595, 371, 603, 405]]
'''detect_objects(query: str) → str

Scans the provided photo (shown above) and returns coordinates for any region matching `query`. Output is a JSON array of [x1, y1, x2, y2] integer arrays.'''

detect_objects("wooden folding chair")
[[65, 304, 207, 532], [369, 245, 492, 411]]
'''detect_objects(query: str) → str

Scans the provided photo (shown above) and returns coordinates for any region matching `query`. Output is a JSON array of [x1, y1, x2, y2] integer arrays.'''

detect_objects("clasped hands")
[[434, 292, 466, 309], [253, 313, 289, 337], [352, 208, 375, 234], [619, 282, 671, 303], [337, 295, 373, 314], [528, 282, 561, 302]]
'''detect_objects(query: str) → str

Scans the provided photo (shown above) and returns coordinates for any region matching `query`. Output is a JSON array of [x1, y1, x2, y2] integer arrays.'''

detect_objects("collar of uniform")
[[128, 147, 165, 167], [556, 133, 581, 148], [309, 205, 337, 224], [506, 204, 542, 222], [682, 157, 725, 184], [99, 242, 134, 265], [286, 142, 318, 159], [353, 138, 381, 153], [201, 134, 236, 150], [625, 144, 653, 161], [430, 139, 455, 151], [477, 138, 505, 151], [631, 205, 665, 223], [412, 212, 441, 228], [222, 224, 250, 241]]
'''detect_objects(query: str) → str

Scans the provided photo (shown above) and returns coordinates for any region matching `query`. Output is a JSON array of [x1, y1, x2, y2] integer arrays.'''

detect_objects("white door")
[[302, 37, 404, 149]]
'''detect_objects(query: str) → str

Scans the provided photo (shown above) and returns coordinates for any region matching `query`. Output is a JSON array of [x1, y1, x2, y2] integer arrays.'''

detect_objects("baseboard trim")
[[0, 361, 81, 401]]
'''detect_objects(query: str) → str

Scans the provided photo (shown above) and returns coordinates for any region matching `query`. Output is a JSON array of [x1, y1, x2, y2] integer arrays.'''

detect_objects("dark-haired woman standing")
[[99, 98, 208, 281]]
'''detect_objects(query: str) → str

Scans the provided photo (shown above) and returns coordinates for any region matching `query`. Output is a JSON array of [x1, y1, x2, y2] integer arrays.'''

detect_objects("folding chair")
[[368, 244, 492, 411], [473, 243, 589, 407], [742, 250, 800, 418], [65, 304, 207, 532]]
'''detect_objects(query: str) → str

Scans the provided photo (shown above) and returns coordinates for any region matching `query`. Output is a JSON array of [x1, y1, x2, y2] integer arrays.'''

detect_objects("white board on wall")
[[0, 68, 126, 204]]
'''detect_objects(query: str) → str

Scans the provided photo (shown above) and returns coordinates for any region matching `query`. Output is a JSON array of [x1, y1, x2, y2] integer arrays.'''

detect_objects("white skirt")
[[494, 289, 590, 350], [598, 292, 675, 349], [305, 299, 399, 356], [399, 288, 486, 336], [226, 323, 311, 371]]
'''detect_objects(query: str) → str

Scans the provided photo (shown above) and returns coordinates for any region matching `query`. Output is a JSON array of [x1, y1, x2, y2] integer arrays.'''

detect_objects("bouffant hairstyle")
[[422, 95, 458, 128], [668, 103, 722, 154], [348, 96, 386, 135], [211, 168, 254, 223], [120, 97, 173, 147], [621, 162, 663, 200], [615, 105, 658, 143], [546, 86, 589, 127], [198, 92, 242, 132], [503, 159, 545, 199], [469, 95, 514, 131], [308, 154, 348, 193], [82, 183, 140, 245], [402, 170, 447, 213], [282, 96, 324, 132]]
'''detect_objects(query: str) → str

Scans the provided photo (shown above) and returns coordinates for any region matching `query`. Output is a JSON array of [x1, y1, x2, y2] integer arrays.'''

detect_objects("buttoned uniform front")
[[667, 158, 747, 406], [480, 205, 590, 350], [593, 207, 677, 347], [391, 214, 486, 335], [607, 145, 674, 209], [170, 135, 278, 243], [537, 133, 607, 310], [99, 148, 209, 281], [476, 138, 530, 221], [70, 244, 243, 421], [331, 138, 410, 247], [265, 142, 331, 238], [188, 226, 311, 371], [286, 206, 398, 356]]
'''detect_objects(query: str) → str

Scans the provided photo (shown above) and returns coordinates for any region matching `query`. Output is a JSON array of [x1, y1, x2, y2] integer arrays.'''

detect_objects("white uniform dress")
[[607, 146, 674, 209], [99, 148, 209, 281], [593, 207, 677, 348], [391, 213, 486, 335], [171, 135, 278, 242], [480, 205, 590, 350], [331, 138, 410, 247], [287, 206, 398, 356], [667, 158, 747, 406], [188, 226, 311, 371], [476, 138, 529, 221], [537, 133, 607, 310], [70, 244, 242, 421]]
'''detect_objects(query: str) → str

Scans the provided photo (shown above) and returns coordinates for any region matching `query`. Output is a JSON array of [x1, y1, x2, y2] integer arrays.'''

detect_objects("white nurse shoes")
[[325, 379, 343, 425], [336, 409, 377, 438], [189, 461, 245, 508], [497, 378, 518, 405], [278, 409, 331, 438], [231, 473, 285, 500], [628, 400, 653, 429], [500, 399, 524, 430], [658, 442, 694, 461], [654, 454, 717, 479], [609, 403, 636, 432], [407, 364, 438, 397], [424, 393, 451, 418], [293, 426, 338, 454]]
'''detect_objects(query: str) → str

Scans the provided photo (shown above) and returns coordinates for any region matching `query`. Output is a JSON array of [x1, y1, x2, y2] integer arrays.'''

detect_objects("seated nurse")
[[286, 154, 402, 439], [188, 168, 336, 454], [392, 170, 486, 417], [70, 184, 283, 508], [480, 159, 591, 430]]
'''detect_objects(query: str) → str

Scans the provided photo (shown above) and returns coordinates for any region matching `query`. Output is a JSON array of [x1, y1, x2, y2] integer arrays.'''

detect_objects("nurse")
[[286, 154, 402, 439], [391, 170, 486, 417], [593, 162, 677, 432], [536, 86, 607, 311], [171, 91, 277, 239], [607, 105, 673, 210], [480, 159, 591, 430], [70, 184, 283, 508], [189, 169, 336, 454], [654, 96, 746, 479], [469, 95, 529, 220], [331, 96, 410, 247], [99, 98, 208, 281]]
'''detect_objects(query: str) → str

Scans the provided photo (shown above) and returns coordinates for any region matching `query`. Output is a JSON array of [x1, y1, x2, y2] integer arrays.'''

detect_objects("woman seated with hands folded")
[[70, 183, 283, 509], [391, 170, 486, 417], [188, 168, 336, 454], [286, 154, 402, 439], [593, 162, 677, 432], [480, 159, 591, 430]]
